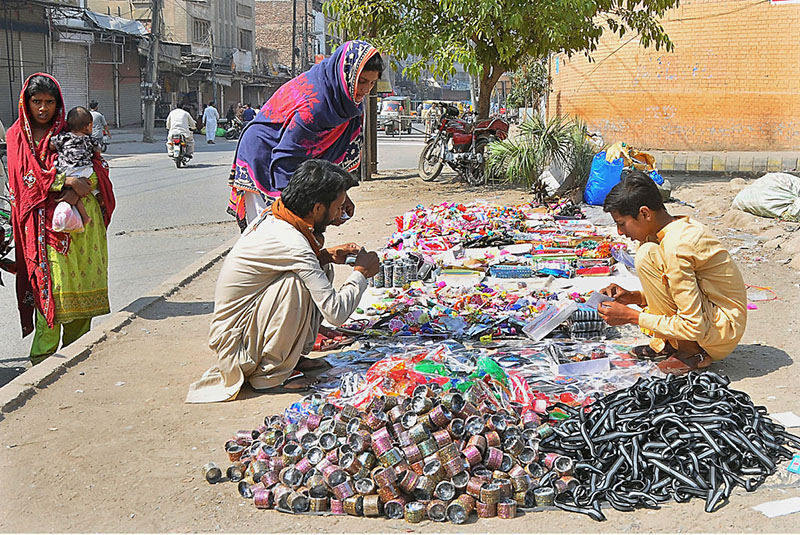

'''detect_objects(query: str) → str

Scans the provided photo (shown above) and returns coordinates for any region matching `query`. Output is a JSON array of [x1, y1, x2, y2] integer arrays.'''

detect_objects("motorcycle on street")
[[418, 103, 509, 186], [169, 133, 192, 168], [225, 117, 244, 140]]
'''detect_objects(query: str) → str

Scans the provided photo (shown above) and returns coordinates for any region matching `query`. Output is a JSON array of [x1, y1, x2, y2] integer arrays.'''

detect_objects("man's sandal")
[[296, 356, 331, 373], [657, 351, 712, 376], [260, 370, 318, 394], [628, 344, 676, 361]]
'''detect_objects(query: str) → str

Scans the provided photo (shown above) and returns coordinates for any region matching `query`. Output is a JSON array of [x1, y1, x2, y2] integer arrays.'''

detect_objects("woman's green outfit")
[[30, 172, 109, 361]]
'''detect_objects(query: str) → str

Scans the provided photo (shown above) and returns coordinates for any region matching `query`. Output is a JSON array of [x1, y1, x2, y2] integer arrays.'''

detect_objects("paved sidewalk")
[[650, 149, 800, 175]]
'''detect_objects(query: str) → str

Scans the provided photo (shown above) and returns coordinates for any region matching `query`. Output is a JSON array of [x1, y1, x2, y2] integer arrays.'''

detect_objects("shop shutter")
[[52, 42, 89, 113], [0, 31, 47, 127], [117, 44, 142, 127], [88, 44, 116, 127]]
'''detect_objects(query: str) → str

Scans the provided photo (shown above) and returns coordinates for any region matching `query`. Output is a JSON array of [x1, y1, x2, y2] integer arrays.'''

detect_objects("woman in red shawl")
[[7, 73, 115, 364]]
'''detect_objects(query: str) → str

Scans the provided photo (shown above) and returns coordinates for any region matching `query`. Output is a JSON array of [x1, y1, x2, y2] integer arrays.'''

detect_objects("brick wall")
[[548, 0, 800, 151], [254, 0, 311, 67]]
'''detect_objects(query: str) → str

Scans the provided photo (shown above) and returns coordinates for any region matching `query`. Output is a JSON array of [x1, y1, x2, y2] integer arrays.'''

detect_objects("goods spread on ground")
[[203, 199, 800, 523]]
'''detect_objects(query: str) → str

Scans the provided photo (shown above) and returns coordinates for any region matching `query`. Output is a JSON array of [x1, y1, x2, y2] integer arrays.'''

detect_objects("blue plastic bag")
[[649, 169, 664, 185], [584, 151, 624, 206]]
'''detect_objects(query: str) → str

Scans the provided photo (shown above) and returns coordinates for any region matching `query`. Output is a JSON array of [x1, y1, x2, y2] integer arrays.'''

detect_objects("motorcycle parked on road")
[[225, 117, 244, 140], [418, 103, 509, 186], [169, 133, 192, 168]]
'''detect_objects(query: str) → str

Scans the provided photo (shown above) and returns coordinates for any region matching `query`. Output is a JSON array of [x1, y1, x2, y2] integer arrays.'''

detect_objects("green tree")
[[506, 57, 550, 113], [323, 0, 679, 118]]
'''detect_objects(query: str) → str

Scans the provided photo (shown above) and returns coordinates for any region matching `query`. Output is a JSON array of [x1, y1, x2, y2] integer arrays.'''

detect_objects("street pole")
[[142, 0, 161, 142], [210, 29, 217, 104], [302, 0, 308, 71], [291, 0, 297, 77]]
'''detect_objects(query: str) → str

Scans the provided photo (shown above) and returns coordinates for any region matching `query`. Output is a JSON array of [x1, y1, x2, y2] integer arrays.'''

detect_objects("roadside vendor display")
[[203, 198, 800, 523]]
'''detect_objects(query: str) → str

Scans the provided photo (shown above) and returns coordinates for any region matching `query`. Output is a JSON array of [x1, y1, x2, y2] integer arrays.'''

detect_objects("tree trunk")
[[478, 67, 504, 119]]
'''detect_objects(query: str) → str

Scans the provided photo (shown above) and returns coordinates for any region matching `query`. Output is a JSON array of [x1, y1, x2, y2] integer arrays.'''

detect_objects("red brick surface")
[[254, 0, 311, 66], [548, 0, 800, 151]]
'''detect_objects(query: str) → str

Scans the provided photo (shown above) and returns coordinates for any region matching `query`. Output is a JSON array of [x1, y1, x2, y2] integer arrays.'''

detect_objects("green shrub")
[[486, 115, 599, 200]]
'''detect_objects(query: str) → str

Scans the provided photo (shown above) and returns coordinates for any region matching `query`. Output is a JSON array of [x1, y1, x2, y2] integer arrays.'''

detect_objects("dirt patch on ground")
[[1, 172, 799, 532]]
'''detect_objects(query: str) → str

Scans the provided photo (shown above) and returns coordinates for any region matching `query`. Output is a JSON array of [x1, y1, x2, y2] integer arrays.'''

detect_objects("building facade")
[[548, 0, 800, 151], [1, 1, 144, 128], [254, 0, 338, 75], [88, 0, 277, 119]]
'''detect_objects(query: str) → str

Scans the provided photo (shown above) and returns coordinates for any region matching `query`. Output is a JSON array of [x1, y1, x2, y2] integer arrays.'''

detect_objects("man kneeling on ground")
[[597, 170, 747, 375], [186, 159, 379, 402]]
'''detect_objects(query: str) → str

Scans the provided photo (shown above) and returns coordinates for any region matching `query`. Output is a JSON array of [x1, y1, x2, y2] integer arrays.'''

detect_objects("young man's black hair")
[[603, 169, 665, 218], [66, 106, 93, 132], [281, 159, 358, 217], [89, 101, 99, 110]]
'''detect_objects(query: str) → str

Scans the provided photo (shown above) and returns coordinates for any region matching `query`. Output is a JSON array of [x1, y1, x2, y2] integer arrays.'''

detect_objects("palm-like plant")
[[559, 118, 597, 195], [486, 115, 598, 201]]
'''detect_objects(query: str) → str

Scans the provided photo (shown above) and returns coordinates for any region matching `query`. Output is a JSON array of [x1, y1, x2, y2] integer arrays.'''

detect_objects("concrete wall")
[[548, 0, 800, 151]]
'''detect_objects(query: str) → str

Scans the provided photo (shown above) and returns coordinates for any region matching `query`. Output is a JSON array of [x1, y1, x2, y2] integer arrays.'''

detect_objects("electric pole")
[[361, 23, 378, 181], [210, 28, 217, 104], [142, 0, 162, 142], [291, 0, 297, 76], [302, 0, 308, 71]]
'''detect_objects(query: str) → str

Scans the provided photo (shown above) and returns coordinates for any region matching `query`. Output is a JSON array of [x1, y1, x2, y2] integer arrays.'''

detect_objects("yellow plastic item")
[[605, 142, 657, 172]]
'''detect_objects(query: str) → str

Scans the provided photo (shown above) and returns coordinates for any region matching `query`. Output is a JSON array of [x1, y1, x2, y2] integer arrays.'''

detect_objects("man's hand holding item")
[[354, 249, 380, 278], [599, 283, 644, 306], [598, 300, 641, 326], [325, 242, 361, 264], [598, 283, 644, 326]]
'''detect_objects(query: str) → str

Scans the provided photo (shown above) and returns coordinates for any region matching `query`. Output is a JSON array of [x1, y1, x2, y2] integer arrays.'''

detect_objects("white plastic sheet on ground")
[[732, 172, 800, 221]]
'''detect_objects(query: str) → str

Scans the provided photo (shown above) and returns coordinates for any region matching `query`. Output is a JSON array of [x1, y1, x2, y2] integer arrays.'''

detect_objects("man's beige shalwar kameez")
[[635, 216, 747, 360], [186, 214, 367, 403]]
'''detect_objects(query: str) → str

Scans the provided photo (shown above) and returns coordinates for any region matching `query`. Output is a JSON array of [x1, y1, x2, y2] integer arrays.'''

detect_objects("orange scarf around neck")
[[271, 198, 326, 260]]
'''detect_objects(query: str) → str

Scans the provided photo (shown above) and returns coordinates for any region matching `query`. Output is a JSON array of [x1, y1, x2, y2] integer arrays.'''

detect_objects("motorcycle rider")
[[166, 103, 196, 158]]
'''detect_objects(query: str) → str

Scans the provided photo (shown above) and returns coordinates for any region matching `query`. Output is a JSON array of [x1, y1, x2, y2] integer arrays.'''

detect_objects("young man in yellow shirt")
[[597, 170, 748, 375]]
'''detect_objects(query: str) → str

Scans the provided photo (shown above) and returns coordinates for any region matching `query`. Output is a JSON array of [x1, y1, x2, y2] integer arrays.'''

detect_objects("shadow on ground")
[[124, 299, 215, 320], [0, 360, 28, 388], [714, 343, 794, 381], [182, 163, 224, 169]]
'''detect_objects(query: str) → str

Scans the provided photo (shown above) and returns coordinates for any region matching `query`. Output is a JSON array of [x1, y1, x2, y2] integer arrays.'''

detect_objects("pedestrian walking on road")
[[88, 101, 110, 150], [202, 100, 219, 144], [6, 73, 116, 364], [227, 40, 384, 230], [241, 103, 256, 124], [187, 160, 380, 402]]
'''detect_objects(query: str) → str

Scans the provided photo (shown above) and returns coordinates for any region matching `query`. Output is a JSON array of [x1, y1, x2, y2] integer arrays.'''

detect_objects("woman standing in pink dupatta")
[[6, 73, 115, 364], [227, 40, 384, 230]]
